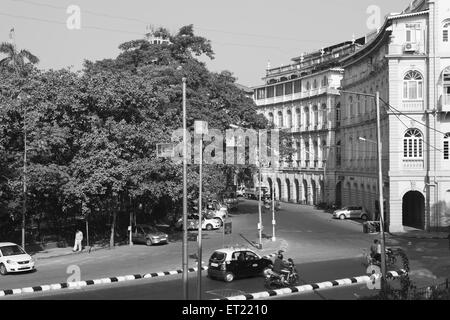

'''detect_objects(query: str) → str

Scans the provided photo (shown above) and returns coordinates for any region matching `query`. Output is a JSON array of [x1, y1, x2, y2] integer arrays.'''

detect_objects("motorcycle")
[[363, 247, 397, 267], [264, 258, 299, 289]]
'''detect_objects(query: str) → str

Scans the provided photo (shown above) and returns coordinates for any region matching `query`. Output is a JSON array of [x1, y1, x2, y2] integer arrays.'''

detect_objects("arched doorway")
[[276, 178, 282, 200], [294, 179, 300, 203], [311, 180, 317, 205], [402, 191, 425, 229], [303, 179, 308, 204], [267, 177, 273, 200], [286, 179, 291, 202], [335, 181, 342, 207]]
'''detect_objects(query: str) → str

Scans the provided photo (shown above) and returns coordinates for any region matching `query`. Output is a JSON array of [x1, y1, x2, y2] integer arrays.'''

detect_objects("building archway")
[[303, 179, 308, 204], [311, 180, 317, 205], [285, 179, 291, 202], [402, 191, 425, 229], [335, 181, 342, 207], [294, 179, 300, 203], [276, 178, 282, 200], [267, 177, 273, 199]]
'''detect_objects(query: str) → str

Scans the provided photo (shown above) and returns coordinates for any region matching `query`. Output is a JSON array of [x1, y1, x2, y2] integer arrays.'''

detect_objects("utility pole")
[[272, 183, 276, 241], [257, 132, 263, 249], [182, 77, 188, 300], [22, 100, 27, 250], [375, 91, 387, 290], [195, 120, 207, 300]]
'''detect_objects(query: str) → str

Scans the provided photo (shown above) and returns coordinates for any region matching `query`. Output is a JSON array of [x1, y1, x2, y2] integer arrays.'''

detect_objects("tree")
[[0, 42, 39, 75]]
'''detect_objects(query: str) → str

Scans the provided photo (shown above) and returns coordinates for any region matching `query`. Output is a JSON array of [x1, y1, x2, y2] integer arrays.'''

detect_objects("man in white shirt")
[[73, 229, 83, 252]]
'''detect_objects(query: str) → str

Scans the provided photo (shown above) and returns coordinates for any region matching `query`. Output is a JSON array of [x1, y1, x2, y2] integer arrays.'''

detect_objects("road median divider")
[[214, 269, 408, 300], [0, 252, 279, 297]]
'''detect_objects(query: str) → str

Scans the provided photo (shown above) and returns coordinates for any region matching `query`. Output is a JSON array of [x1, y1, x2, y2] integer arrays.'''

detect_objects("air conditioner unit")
[[404, 42, 419, 53]]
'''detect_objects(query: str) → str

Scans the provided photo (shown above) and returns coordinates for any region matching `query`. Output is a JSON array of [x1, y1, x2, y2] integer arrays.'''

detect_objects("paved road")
[[0, 200, 386, 299], [3, 257, 379, 300]]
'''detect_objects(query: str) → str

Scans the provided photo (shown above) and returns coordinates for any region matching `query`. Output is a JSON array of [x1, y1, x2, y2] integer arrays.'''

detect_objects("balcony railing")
[[403, 159, 424, 169], [402, 100, 424, 111]]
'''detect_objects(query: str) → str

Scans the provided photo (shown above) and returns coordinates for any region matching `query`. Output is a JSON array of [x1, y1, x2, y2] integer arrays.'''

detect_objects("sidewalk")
[[389, 227, 449, 240], [30, 243, 123, 260]]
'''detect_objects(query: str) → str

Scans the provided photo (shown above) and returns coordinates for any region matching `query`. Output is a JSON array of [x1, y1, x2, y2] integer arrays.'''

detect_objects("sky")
[[0, 0, 413, 87]]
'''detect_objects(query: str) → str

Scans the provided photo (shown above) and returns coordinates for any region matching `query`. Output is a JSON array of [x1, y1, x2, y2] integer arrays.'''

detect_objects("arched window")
[[443, 20, 449, 42], [268, 112, 274, 125], [349, 96, 354, 118], [296, 108, 301, 128], [336, 141, 341, 166], [403, 129, 423, 158], [313, 105, 318, 128], [444, 133, 450, 160], [321, 104, 327, 128], [306, 81, 311, 90], [286, 109, 292, 128], [277, 111, 283, 128], [357, 95, 361, 115], [304, 107, 310, 127], [403, 71, 423, 100], [313, 79, 317, 89]]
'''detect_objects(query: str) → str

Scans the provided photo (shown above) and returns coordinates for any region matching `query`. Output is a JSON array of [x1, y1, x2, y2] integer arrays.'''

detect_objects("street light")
[[229, 124, 263, 249], [194, 120, 208, 300], [17, 93, 30, 251], [182, 77, 188, 300], [340, 89, 387, 290]]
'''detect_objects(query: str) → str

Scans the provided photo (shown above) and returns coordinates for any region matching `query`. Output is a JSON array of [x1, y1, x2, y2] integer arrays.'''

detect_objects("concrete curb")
[[388, 233, 449, 240], [0, 252, 278, 297], [214, 269, 408, 300], [32, 246, 108, 260]]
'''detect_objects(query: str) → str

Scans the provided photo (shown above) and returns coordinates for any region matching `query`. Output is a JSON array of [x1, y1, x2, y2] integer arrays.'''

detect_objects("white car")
[[177, 214, 222, 231], [332, 206, 368, 220], [0, 242, 36, 275]]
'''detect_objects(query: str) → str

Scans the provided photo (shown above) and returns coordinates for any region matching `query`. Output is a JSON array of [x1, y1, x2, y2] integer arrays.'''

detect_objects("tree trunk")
[[110, 200, 116, 248]]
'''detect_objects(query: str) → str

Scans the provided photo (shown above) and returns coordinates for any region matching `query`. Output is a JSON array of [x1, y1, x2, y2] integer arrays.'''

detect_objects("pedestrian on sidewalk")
[[73, 229, 83, 252]]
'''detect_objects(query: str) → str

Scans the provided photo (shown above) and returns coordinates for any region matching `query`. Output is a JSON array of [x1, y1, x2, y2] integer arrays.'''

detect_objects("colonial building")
[[337, 0, 450, 232], [252, 0, 450, 232], [252, 39, 365, 205]]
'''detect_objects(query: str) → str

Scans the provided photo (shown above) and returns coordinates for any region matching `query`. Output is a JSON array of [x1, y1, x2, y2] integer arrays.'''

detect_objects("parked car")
[[222, 192, 238, 210], [176, 214, 221, 231], [207, 247, 273, 282], [131, 224, 168, 246], [332, 206, 368, 220], [0, 242, 35, 275]]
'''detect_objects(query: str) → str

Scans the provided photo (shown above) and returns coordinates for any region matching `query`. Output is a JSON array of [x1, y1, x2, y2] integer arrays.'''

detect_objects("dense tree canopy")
[[0, 25, 267, 246]]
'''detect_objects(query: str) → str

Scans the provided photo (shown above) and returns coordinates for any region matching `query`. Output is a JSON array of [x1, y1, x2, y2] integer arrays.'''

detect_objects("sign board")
[[157, 143, 174, 158], [224, 220, 232, 235], [194, 120, 208, 135]]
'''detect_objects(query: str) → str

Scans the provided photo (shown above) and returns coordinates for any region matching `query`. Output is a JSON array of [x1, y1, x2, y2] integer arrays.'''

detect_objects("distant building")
[[252, 0, 450, 232], [145, 27, 171, 45]]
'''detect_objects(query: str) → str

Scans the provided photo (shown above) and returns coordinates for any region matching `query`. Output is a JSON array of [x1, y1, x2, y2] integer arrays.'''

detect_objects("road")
[[1, 199, 385, 299]]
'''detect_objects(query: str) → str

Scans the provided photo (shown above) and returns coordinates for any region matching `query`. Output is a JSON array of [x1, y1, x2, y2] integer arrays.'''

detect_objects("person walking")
[[73, 229, 83, 252]]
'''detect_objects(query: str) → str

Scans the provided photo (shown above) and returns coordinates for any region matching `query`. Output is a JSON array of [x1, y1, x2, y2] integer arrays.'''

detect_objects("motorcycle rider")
[[272, 251, 291, 283]]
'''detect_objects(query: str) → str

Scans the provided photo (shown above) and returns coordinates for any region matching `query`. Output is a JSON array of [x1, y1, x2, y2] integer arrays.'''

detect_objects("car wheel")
[[206, 224, 213, 231], [215, 218, 223, 227], [361, 214, 368, 221], [146, 239, 153, 246], [224, 272, 234, 282], [262, 266, 273, 277], [339, 214, 346, 220], [0, 264, 7, 275]]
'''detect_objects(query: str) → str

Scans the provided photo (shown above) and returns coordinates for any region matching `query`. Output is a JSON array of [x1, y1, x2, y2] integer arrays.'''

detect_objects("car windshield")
[[210, 251, 226, 262], [141, 226, 157, 233], [0, 245, 26, 256]]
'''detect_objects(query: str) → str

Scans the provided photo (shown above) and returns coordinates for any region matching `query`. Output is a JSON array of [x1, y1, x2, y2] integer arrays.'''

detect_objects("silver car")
[[332, 206, 368, 220]]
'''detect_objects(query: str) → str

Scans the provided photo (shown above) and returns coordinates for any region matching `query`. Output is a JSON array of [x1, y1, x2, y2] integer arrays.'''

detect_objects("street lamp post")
[[182, 77, 188, 300], [194, 120, 208, 300], [341, 89, 387, 289], [18, 93, 29, 251]]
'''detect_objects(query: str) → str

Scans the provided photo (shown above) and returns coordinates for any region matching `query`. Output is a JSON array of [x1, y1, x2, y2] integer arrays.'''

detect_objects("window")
[[336, 141, 341, 166], [293, 80, 301, 93], [403, 129, 423, 158], [276, 84, 283, 96], [443, 67, 450, 105], [286, 110, 292, 128], [443, 21, 450, 42], [313, 105, 318, 127], [296, 108, 301, 127], [444, 133, 450, 160], [277, 111, 283, 127], [349, 96, 354, 117], [406, 23, 421, 43], [306, 81, 310, 90], [403, 71, 423, 100], [322, 104, 327, 127], [268, 112, 274, 125], [267, 86, 274, 98], [321, 76, 328, 87], [285, 82, 293, 95], [256, 88, 265, 100], [313, 79, 317, 89]]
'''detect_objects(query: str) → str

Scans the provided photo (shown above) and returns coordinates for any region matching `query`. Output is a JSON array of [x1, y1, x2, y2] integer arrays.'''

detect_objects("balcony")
[[403, 159, 424, 169], [313, 160, 319, 168], [402, 100, 424, 111], [304, 160, 310, 168]]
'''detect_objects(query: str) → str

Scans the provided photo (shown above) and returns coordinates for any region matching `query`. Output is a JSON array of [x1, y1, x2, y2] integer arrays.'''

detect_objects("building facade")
[[338, 0, 450, 232], [252, 40, 364, 205], [252, 0, 450, 232]]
